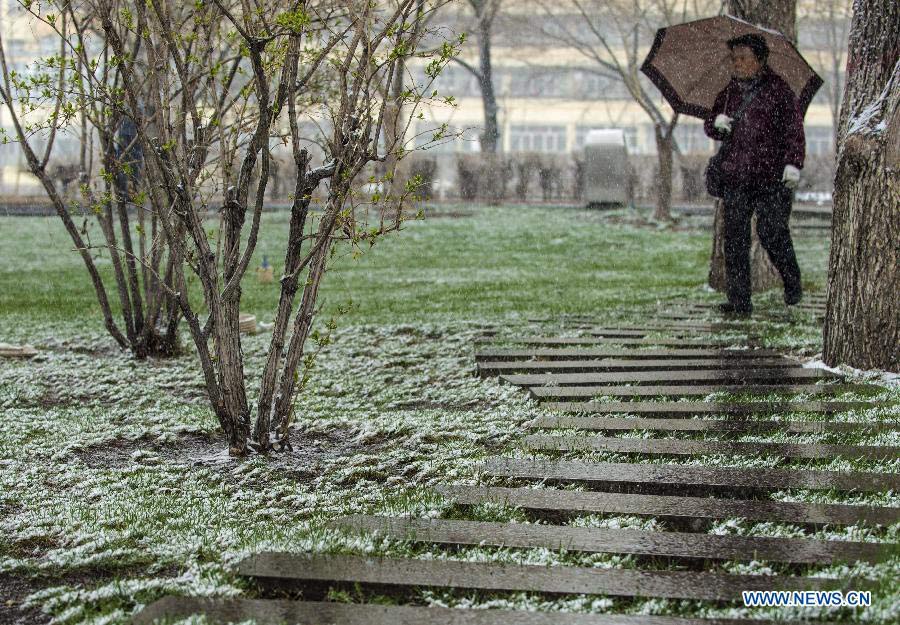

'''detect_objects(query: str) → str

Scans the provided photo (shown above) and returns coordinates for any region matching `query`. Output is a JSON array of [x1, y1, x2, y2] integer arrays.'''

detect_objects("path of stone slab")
[[137, 304, 896, 625]]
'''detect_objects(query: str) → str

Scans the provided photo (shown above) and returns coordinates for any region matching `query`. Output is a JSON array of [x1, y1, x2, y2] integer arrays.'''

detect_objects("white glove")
[[782, 165, 801, 189], [714, 114, 733, 133]]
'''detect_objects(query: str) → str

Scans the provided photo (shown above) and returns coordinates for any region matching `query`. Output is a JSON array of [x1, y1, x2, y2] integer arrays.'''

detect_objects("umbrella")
[[640, 15, 823, 119]]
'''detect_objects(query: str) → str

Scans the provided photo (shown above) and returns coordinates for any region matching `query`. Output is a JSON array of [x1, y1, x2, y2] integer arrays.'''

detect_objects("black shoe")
[[784, 287, 803, 306], [718, 301, 752, 317]]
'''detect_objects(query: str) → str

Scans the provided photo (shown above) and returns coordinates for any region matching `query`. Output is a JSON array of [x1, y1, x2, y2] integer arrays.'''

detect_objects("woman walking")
[[703, 33, 806, 317]]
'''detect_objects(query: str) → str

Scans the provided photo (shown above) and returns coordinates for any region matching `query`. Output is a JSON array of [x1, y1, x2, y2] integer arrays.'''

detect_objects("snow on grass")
[[0, 320, 542, 623], [2, 312, 896, 623], [0, 208, 895, 623]]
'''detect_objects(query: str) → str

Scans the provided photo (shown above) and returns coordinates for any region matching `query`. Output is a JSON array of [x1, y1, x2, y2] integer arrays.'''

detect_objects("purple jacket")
[[704, 67, 805, 185]]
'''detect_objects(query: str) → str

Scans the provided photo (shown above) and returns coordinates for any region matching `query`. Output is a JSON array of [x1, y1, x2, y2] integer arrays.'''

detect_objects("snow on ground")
[[0, 207, 894, 624], [0, 312, 897, 625]]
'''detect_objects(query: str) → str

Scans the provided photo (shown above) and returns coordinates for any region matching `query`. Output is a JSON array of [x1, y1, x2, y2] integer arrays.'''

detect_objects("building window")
[[576, 126, 639, 153], [507, 69, 563, 98], [805, 125, 834, 155], [509, 125, 567, 152], [432, 66, 479, 98], [571, 70, 628, 100], [5, 38, 27, 59], [39, 36, 59, 58]]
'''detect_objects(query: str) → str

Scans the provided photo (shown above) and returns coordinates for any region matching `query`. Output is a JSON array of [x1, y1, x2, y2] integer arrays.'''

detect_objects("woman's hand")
[[782, 165, 801, 189], [714, 114, 734, 133]]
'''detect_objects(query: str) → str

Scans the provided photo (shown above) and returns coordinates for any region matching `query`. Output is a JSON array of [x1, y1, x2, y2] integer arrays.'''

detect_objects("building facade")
[[0, 0, 847, 197], [411, 1, 844, 160]]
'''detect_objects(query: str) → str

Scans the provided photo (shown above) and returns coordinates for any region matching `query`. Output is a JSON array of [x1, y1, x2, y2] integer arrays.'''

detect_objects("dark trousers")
[[722, 182, 801, 308]]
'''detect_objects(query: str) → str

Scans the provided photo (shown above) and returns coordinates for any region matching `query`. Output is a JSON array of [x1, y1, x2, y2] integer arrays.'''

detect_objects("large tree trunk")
[[709, 0, 797, 292], [823, 0, 899, 371]]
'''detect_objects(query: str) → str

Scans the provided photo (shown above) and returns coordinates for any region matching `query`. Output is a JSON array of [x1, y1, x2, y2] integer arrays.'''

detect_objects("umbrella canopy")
[[640, 15, 823, 119]]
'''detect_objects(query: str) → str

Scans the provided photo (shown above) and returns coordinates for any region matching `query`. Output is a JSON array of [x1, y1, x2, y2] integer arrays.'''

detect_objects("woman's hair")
[[727, 33, 769, 64]]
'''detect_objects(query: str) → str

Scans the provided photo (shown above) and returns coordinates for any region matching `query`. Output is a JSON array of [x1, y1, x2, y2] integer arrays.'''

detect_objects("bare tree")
[[823, 0, 898, 371], [378, 0, 455, 199], [381, 0, 425, 196], [708, 0, 796, 292], [3, 0, 456, 454], [729, 0, 796, 40], [799, 0, 851, 142], [519, 0, 718, 220], [451, 0, 503, 153], [0, 4, 182, 358]]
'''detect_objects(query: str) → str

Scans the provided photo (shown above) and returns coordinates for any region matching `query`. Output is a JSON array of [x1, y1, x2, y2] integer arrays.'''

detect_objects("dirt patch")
[[4, 536, 58, 560], [0, 574, 46, 625], [29, 387, 117, 410], [73, 431, 223, 470], [34, 340, 123, 358], [157, 383, 210, 405], [422, 210, 473, 219], [391, 326, 446, 339], [389, 399, 498, 411], [72, 428, 395, 484], [2, 384, 117, 410], [0, 563, 182, 625], [64, 345, 121, 357]]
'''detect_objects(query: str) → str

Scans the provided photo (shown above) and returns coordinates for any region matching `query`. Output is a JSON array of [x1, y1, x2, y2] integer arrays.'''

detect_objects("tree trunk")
[[653, 124, 673, 221], [476, 15, 500, 153], [709, 0, 798, 293], [382, 0, 427, 201], [253, 166, 316, 449], [823, 0, 899, 371], [383, 102, 402, 194], [708, 200, 727, 288], [218, 295, 251, 454], [729, 0, 796, 41], [708, 210, 782, 291]]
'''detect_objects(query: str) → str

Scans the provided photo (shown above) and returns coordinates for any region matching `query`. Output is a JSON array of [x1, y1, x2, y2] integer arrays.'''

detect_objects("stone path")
[[136, 301, 896, 624]]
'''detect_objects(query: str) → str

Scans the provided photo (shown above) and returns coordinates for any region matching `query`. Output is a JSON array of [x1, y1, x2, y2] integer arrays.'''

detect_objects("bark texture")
[[475, 10, 500, 153], [729, 0, 797, 42], [653, 123, 675, 221], [460, 0, 501, 153], [823, 0, 899, 371], [710, 0, 797, 292]]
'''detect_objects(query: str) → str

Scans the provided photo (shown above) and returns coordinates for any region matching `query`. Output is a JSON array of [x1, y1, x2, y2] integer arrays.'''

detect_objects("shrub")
[[456, 154, 480, 200], [405, 155, 438, 200], [512, 152, 542, 200], [537, 154, 566, 201], [455, 153, 512, 203]]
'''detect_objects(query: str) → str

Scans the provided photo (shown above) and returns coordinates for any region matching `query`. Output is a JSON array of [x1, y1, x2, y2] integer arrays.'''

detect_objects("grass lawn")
[[0, 205, 830, 325], [0, 205, 896, 625]]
